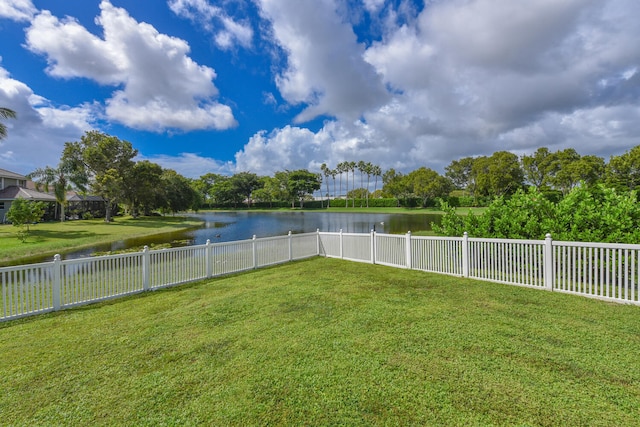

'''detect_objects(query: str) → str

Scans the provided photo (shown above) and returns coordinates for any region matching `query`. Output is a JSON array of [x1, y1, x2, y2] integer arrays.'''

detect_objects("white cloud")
[[234, 126, 327, 175], [142, 152, 235, 178], [359, 0, 640, 162], [0, 0, 36, 21], [0, 65, 94, 174], [362, 0, 385, 14], [257, 0, 390, 122], [25, 0, 237, 132], [168, 0, 253, 50]]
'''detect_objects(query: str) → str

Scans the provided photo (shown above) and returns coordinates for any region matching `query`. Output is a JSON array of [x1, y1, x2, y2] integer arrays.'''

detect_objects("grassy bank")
[[0, 216, 203, 266], [2, 257, 639, 425]]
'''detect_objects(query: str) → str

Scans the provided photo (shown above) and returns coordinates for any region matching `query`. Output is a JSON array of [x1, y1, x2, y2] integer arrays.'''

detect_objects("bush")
[[433, 185, 640, 243], [6, 199, 46, 242]]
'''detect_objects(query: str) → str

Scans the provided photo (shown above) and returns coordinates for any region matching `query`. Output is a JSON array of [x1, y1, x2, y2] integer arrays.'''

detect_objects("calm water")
[[19, 211, 442, 264]]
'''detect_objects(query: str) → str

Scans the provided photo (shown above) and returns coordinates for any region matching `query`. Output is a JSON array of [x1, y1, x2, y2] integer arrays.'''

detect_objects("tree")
[[230, 172, 261, 208], [335, 162, 344, 202], [320, 163, 331, 208], [253, 176, 286, 207], [28, 159, 88, 222], [6, 199, 46, 242], [210, 176, 236, 206], [372, 164, 382, 197], [408, 167, 452, 207], [283, 169, 321, 208], [337, 162, 349, 207], [605, 145, 640, 192], [445, 157, 476, 191], [472, 151, 523, 197], [349, 161, 357, 207], [571, 155, 605, 188], [382, 168, 410, 205], [521, 147, 553, 189], [547, 148, 581, 195], [122, 160, 164, 216], [62, 131, 137, 222], [160, 169, 199, 213], [0, 107, 17, 140], [330, 168, 337, 202], [194, 173, 228, 207]]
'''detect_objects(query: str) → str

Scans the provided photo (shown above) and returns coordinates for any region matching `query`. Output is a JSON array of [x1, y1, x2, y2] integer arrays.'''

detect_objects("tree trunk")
[[105, 200, 112, 222]]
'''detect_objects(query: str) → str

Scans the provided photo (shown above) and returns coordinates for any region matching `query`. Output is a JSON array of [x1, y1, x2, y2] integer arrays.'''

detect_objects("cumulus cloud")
[[257, 0, 390, 122], [0, 65, 93, 174], [168, 0, 253, 50], [142, 152, 235, 178], [234, 126, 328, 175], [0, 0, 36, 21], [25, 0, 236, 132], [231, 0, 640, 175]]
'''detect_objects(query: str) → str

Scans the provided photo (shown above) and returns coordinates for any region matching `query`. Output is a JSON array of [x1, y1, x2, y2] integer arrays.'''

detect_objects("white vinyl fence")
[[1, 231, 319, 321], [319, 231, 640, 305], [3, 230, 640, 321]]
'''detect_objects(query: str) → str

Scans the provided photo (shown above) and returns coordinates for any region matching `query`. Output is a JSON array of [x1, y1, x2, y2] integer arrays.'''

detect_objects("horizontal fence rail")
[[1, 231, 319, 321], [552, 241, 640, 303], [3, 230, 640, 321]]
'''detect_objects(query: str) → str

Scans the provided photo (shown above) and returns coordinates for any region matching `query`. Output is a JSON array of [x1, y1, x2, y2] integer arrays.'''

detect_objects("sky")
[[0, 0, 639, 179]]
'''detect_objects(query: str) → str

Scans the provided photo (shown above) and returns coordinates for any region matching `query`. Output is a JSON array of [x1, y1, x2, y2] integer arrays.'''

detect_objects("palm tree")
[[372, 165, 382, 196], [358, 161, 366, 194], [337, 162, 347, 207], [28, 160, 88, 222], [364, 162, 373, 208], [0, 107, 17, 140], [320, 163, 331, 208], [331, 168, 337, 202], [349, 161, 357, 207]]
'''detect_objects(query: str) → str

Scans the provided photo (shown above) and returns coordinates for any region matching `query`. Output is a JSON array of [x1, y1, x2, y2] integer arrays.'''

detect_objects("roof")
[[0, 168, 27, 180], [67, 193, 105, 202], [0, 186, 57, 202]]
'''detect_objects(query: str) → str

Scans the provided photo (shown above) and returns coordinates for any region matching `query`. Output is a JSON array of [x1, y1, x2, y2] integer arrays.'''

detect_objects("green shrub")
[[433, 185, 640, 243]]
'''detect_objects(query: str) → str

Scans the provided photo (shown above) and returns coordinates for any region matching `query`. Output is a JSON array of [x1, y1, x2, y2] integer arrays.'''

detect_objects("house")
[[0, 168, 109, 222], [0, 168, 56, 222]]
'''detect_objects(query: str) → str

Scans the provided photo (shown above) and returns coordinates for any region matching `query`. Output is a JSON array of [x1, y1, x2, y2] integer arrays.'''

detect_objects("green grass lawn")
[[1, 257, 639, 426], [0, 216, 203, 266]]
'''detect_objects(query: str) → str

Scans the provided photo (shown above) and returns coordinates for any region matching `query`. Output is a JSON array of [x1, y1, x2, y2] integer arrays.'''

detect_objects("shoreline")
[[0, 215, 204, 267]]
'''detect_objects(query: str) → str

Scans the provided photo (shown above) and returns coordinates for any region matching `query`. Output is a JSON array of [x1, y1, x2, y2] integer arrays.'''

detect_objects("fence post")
[[205, 239, 212, 278], [316, 229, 321, 256], [339, 229, 344, 259], [370, 229, 376, 264], [52, 254, 61, 311], [462, 232, 469, 278], [544, 233, 554, 291], [406, 231, 412, 269], [252, 235, 257, 269], [142, 246, 150, 291], [288, 231, 293, 261]]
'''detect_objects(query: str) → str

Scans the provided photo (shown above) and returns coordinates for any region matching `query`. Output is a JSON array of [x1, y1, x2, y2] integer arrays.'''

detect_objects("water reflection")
[[14, 211, 442, 264], [188, 211, 442, 244]]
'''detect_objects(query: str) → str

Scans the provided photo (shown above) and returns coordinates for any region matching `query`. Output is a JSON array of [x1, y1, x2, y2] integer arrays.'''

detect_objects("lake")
[[24, 211, 443, 263]]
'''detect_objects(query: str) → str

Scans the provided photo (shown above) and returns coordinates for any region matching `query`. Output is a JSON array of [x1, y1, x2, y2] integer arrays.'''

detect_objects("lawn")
[[2, 257, 639, 425], [0, 216, 203, 266]]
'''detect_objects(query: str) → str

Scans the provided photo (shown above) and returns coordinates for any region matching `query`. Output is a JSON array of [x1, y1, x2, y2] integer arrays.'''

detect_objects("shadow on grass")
[[28, 229, 100, 241]]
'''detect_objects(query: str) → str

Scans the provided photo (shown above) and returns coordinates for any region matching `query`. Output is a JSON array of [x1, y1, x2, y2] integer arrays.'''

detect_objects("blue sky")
[[0, 0, 639, 179]]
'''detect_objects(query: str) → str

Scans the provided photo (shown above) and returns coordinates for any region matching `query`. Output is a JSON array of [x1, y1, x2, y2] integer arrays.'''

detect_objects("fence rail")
[[3, 230, 640, 321]]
